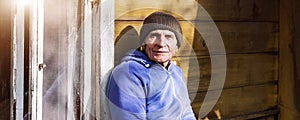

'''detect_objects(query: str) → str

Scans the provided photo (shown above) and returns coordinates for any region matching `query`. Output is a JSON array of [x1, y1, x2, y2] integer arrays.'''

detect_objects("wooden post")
[[293, 0, 300, 114], [11, 0, 25, 119], [279, 0, 300, 119], [92, 0, 114, 119], [65, 0, 82, 119], [82, 0, 93, 119], [28, 0, 44, 119]]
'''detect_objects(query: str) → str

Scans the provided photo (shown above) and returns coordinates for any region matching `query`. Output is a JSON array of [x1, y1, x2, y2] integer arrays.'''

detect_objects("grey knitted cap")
[[139, 12, 183, 48]]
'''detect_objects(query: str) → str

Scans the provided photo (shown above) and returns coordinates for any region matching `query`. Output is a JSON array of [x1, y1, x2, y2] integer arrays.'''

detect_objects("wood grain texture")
[[196, 0, 279, 21], [189, 22, 278, 56], [190, 84, 277, 119], [115, 0, 279, 21], [0, 0, 11, 102], [181, 53, 278, 93], [115, 0, 198, 20], [291, 0, 300, 114], [279, 0, 300, 119], [0, 99, 10, 120], [0, 10, 10, 115]]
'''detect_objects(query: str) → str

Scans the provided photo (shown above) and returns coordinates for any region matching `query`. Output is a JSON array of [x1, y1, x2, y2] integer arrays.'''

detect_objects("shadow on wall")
[[114, 25, 140, 66]]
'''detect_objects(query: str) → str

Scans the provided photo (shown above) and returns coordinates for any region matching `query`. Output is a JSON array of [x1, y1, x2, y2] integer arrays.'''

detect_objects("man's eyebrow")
[[149, 32, 161, 36], [165, 34, 173, 37]]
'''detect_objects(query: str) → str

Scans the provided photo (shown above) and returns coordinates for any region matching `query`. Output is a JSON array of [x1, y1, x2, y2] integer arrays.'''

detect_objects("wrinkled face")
[[143, 29, 178, 67]]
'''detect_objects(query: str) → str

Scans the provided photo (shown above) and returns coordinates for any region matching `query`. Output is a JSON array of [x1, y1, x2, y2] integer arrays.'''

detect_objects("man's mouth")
[[153, 50, 169, 53]]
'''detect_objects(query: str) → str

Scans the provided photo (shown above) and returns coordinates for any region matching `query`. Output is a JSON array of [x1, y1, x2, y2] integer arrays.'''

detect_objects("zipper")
[[156, 63, 184, 119], [170, 72, 184, 119]]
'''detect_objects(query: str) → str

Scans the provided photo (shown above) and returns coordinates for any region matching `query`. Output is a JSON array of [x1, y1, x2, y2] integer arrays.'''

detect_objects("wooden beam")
[[115, 0, 198, 20], [65, 0, 82, 119], [191, 84, 278, 119], [0, 0, 12, 119], [279, 0, 300, 119], [196, 0, 279, 22], [11, 0, 25, 119], [82, 0, 93, 119], [184, 53, 278, 92], [222, 109, 278, 120], [42, 0, 69, 119], [294, 0, 300, 112], [92, 0, 115, 119], [28, 0, 44, 119], [115, 0, 278, 21]]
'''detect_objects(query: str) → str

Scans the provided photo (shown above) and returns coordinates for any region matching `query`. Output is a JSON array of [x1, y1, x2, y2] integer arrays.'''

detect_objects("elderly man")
[[106, 11, 195, 120]]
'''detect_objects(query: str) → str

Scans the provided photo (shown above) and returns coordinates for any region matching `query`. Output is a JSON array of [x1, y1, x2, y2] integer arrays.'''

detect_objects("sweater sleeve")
[[106, 62, 147, 120], [182, 105, 196, 120]]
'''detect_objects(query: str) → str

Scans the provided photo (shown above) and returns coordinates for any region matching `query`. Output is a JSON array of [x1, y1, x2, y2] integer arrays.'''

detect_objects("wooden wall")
[[0, 0, 11, 119], [4, 0, 300, 119], [115, 0, 279, 119]]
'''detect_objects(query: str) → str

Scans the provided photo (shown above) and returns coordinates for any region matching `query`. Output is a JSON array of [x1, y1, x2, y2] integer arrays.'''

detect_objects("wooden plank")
[[43, 0, 65, 93], [82, 1, 93, 119], [11, 0, 25, 119], [190, 84, 278, 119], [42, 0, 69, 119], [181, 53, 278, 92], [0, 0, 11, 119], [115, 21, 278, 56], [93, 0, 115, 119], [115, 0, 199, 20], [65, 0, 82, 119], [187, 22, 279, 56], [292, 0, 300, 115], [28, 0, 44, 119], [223, 109, 278, 120], [0, 99, 10, 120], [196, 0, 279, 21], [279, 0, 300, 119], [115, 0, 278, 21]]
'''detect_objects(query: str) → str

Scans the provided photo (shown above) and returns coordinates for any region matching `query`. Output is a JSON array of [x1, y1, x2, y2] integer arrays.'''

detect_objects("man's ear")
[[173, 46, 178, 54], [140, 44, 146, 51]]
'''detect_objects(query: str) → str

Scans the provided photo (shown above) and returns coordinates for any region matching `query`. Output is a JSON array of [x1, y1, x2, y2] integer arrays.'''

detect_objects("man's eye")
[[165, 35, 171, 38], [165, 35, 173, 39]]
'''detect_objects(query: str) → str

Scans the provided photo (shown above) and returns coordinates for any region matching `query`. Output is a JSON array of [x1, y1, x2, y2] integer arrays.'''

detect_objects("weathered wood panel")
[[190, 84, 278, 119], [115, 0, 198, 20], [0, 0, 11, 100], [115, 21, 278, 56], [292, 0, 300, 113], [0, 99, 10, 120], [196, 0, 279, 21], [94, 0, 115, 119], [115, 0, 278, 21], [189, 22, 278, 56], [182, 53, 278, 92], [279, 0, 300, 119]]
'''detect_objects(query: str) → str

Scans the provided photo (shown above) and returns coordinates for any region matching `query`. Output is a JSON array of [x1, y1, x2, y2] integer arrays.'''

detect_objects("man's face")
[[144, 29, 178, 67]]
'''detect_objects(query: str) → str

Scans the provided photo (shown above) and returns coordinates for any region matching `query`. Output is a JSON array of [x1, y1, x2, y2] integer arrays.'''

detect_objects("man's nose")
[[156, 35, 167, 46]]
